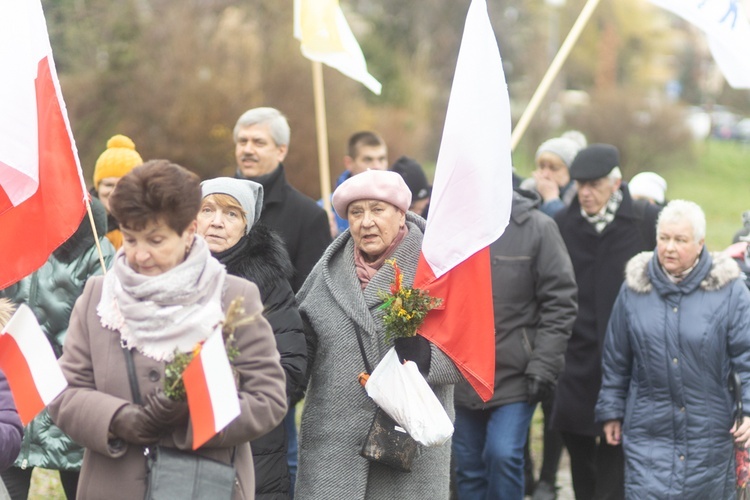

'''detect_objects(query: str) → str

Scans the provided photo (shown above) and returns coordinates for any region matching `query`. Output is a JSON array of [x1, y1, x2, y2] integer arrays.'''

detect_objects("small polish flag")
[[0, 304, 68, 425], [183, 331, 241, 450]]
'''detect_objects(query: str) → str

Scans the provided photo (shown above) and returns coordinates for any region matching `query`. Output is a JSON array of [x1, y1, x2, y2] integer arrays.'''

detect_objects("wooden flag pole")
[[312, 61, 333, 214], [510, 0, 602, 151], [84, 198, 108, 275]]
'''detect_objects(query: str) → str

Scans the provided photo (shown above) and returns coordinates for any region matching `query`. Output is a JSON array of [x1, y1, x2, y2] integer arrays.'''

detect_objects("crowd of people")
[[0, 107, 748, 500]]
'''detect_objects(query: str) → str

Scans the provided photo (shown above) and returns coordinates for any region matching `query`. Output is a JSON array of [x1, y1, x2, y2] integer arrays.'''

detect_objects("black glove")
[[527, 376, 554, 405], [394, 335, 432, 376], [143, 390, 190, 428], [109, 403, 163, 445]]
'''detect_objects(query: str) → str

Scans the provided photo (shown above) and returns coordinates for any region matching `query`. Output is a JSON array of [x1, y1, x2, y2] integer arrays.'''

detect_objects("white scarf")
[[581, 190, 622, 233], [98, 236, 227, 362]]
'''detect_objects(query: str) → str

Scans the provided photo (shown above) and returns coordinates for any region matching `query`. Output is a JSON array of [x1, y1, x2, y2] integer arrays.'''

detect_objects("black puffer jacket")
[[213, 223, 306, 500], [454, 190, 578, 409]]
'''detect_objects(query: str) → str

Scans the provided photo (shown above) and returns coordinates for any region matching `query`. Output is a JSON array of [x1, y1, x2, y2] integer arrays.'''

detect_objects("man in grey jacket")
[[452, 189, 578, 500]]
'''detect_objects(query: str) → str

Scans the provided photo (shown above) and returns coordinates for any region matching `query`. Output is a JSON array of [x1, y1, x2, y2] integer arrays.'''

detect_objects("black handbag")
[[122, 344, 236, 499], [144, 446, 236, 500], [353, 327, 418, 472]]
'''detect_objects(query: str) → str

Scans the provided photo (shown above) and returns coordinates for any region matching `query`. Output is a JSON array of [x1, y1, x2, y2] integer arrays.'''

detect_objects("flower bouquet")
[[362, 259, 453, 447], [163, 297, 254, 401], [377, 259, 442, 343]]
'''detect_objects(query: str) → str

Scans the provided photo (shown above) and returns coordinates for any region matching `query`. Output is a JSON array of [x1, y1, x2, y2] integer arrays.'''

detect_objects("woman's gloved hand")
[[394, 335, 432, 376], [109, 403, 163, 445], [143, 390, 190, 428]]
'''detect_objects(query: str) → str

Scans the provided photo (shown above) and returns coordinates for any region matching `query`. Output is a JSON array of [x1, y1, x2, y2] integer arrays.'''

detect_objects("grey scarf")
[[98, 236, 226, 361]]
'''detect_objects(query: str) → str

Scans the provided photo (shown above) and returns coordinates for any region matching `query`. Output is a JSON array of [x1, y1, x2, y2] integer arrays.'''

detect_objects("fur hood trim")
[[625, 250, 740, 293], [222, 224, 294, 295]]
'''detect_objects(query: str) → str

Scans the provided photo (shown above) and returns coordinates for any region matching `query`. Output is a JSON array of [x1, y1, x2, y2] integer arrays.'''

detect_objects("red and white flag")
[[649, 0, 750, 88], [183, 332, 241, 450], [0, 304, 68, 425], [0, 0, 88, 289], [414, 0, 512, 402]]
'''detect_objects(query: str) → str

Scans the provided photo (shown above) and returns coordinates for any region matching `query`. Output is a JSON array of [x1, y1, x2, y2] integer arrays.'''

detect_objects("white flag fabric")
[[420, 0, 512, 278], [650, 0, 750, 88], [413, 0, 512, 402], [0, 0, 85, 205], [0, 304, 68, 425], [293, 0, 382, 94]]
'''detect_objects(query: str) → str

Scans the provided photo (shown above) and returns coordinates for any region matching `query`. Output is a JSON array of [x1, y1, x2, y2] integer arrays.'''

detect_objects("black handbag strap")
[[353, 325, 372, 374], [122, 341, 237, 465], [122, 342, 143, 405]]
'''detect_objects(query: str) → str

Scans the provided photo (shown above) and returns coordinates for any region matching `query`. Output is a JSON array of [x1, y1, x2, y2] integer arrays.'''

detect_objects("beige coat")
[[48, 275, 287, 500]]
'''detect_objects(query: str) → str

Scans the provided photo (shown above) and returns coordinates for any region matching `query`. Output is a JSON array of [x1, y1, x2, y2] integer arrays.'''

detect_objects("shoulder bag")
[[122, 344, 237, 500], [354, 326, 418, 472]]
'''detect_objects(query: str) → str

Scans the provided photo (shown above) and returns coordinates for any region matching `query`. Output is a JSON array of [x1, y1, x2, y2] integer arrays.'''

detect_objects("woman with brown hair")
[[49, 160, 287, 499]]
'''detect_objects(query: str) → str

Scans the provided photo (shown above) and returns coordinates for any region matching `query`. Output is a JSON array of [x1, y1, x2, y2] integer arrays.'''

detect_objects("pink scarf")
[[354, 225, 408, 289]]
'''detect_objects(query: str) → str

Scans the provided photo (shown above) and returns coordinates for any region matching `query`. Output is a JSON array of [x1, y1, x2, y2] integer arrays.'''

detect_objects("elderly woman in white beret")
[[295, 170, 462, 499], [596, 200, 750, 499]]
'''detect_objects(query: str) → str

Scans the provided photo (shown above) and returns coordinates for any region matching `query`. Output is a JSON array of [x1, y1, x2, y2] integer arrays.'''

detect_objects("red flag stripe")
[[183, 353, 217, 450], [416, 247, 495, 401], [0, 56, 85, 288], [0, 334, 45, 425]]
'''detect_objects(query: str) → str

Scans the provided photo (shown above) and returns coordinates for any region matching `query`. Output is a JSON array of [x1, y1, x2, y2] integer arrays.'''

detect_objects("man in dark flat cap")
[[551, 144, 661, 500]]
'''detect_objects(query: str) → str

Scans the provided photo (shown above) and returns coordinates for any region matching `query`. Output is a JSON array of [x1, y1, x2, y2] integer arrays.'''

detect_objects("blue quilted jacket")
[[596, 249, 750, 499]]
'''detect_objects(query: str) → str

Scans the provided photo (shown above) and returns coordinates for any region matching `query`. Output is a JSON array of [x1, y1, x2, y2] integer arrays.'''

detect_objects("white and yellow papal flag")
[[650, 0, 750, 88], [293, 0, 382, 94]]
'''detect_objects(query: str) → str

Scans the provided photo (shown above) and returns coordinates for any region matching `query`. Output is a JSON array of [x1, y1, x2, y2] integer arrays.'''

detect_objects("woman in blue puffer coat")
[[596, 200, 750, 499]]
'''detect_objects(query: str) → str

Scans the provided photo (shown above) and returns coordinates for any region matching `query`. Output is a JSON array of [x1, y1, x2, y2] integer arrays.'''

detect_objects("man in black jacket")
[[232, 107, 332, 497], [453, 189, 578, 500], [233, 107, 332, 293], [551, 144, 660, 500]]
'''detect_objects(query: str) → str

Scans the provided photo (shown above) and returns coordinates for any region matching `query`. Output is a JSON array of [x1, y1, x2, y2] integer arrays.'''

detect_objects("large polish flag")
[[650, 0, 750, 88], [414, 0, 513, 402], [293, 0, 382, 94], [183, 332, 241, 450], [0, 0, 88, 289], [0, 304, 68, 425]]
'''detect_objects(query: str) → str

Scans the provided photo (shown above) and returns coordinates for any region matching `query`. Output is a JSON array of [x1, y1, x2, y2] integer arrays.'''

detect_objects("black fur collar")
[[213, 224, 293, 296]]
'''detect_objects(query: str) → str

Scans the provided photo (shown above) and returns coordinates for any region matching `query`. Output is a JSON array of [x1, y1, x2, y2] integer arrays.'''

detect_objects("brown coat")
[[48, 274, 287, 500]]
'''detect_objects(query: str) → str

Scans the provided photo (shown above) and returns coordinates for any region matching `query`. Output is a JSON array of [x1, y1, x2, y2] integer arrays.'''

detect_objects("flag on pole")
[[649, 0, 750, 88], [183, 332, 241, 450], [0, 0, 88, 289], [414, 0, 513, 402], [293, 0, 382, 94], [0, 304, 68, 426]]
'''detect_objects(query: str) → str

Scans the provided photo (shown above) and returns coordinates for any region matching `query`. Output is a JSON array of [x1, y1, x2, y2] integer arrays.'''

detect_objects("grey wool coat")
[[48, 275, 288, 500], [295, 213, 463, 500]]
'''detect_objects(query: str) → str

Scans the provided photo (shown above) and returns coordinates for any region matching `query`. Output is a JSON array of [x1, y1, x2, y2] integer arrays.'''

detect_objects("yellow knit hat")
[[93, 135, 143, 188]]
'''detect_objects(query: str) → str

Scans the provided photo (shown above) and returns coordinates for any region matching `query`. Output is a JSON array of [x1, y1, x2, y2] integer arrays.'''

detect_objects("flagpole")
[[510, 0, 602, 151], [312, 61, 333, 214], [84, 199, 108, 275]]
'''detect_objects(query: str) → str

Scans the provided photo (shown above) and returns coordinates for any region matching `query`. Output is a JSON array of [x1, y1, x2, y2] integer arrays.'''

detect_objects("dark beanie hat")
[[390, 156, 431, 201], [569, 144, 620, 181]]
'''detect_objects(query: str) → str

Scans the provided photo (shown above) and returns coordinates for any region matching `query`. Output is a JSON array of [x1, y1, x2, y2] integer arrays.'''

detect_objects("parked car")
[[734, 118, 750, 143]]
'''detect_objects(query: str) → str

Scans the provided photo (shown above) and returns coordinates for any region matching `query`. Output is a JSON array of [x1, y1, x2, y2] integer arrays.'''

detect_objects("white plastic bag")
[[364, 347, 454, 447]]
